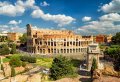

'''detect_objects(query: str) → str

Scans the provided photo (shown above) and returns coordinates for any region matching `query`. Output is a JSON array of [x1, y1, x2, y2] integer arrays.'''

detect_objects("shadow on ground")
[[79, 77, 92, 82], [78, 70, 92, 82], [78, 70, 90, 76]]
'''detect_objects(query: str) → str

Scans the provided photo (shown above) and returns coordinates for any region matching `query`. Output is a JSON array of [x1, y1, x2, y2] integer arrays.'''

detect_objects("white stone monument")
[[87, 43, 100, 70]]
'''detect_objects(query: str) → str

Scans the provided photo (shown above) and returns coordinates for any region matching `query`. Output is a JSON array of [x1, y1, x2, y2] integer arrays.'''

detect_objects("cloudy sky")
[[0, 0, 120, 35]]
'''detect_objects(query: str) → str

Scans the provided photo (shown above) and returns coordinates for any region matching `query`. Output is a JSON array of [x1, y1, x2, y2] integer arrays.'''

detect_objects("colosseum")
[[26, 24, 93, 55]]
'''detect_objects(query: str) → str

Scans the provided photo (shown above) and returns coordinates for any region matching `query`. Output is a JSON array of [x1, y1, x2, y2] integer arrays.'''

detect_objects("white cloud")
[[82, 16, 91, 22], [101, 0, 120, 13], [0, 0, 38, 17], [8, 20, 22, 25], [99, 13, 120, 21], [31, 9, 75, 27], [0, 0, 74, 27], [76, 0, 120, 35], [0, 24, 26, 33], [76, 13, 120, 35], [40, 1, 50, 7]]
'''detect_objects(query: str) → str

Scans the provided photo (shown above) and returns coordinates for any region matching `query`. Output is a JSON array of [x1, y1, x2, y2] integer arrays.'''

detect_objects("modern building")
[[26, 24, 93, 55]]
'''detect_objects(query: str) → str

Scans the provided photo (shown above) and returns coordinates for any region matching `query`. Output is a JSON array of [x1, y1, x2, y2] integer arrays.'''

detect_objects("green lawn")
[[36, 57, 53, 68]]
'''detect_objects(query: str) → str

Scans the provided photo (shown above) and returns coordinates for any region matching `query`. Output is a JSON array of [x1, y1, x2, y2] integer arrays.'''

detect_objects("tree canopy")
[[0, 44, 10, 55], [10, 43, 17, 54], [91, 58, 98, 78], [104, 32, 120, 71], [19, 33, 27, 44], [9, 55, 22, 67], [112, 32, 120, 45], [50, 56, 75, 80]]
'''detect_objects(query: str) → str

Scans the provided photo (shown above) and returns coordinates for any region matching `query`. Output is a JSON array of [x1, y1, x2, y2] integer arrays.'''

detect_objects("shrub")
[[9, 56, 22, 67], [20, 56, 36, 63], [10, 43, 16, 54], [22, 62, 26, 67], [90, 58, 98, 78], [0, 44, 10, 55], [6, 56, 11, 59], [11, 67, 15, 77], [50, 55, 75, 80], [28, 57, 36, 63]]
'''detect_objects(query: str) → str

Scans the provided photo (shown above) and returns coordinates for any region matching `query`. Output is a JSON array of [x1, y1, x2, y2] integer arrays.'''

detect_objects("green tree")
[[11, 67, 15, 77], [91, 58, 98, 78], [104, 46, 120, 71], [0, 44, 10, 55], [112, 32, 120, 45], [50, 56, 75, 80], [9, 56, 22, 67], [19, 33, 27, 44], [105, 32, 120, 71], [10, 43, 16, 54]]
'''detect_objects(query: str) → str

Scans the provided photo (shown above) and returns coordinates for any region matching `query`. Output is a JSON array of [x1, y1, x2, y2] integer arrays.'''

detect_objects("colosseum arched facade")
[[26, 24, 93, 55]]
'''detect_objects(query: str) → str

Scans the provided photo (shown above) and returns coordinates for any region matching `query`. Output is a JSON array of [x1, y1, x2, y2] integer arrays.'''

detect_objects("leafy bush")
[[9, 56, 22, 67], [91, 58, 98, 78], [11, 67, 15, 77], [6, 56, 11, 59], [0, 44, 10, 55], [10, 43, 16, 54], [20, 56, 36, 63], [50, 55, 75, 80], [22, 62, 26, 67], [104, 45, 120, 71], [112, 32, 120, 45]]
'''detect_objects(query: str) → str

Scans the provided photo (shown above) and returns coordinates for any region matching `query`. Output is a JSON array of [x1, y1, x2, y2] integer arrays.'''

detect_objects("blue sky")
[[0, 0, 120, 35]]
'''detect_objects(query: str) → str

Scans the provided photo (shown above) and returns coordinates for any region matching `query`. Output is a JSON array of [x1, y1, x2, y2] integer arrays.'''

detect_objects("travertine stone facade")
[[26, 24, 93, 55], [87, 43, 100, 70]]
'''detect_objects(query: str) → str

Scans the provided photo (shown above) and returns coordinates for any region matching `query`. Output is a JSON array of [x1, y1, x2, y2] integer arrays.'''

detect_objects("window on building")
[[54, 49, 56, 53], [79, 41, 80, 46], [48, 41, 50, 45], [67, 42, 69, 46], [67, 49, 69, 53], [51, 42, 53, 46], [35, 39, 37, 44], [48, 49, 50, 53], [64, 49, 66, 53], [54, 42, 56, 46], [40, 41, 42, 45], [76, 42, 78, 46], [64, 42, 66, 46]]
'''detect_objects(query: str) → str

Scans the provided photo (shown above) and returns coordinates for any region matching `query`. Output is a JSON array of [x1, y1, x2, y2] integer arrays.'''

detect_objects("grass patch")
[[3, 54, 21, 63], [3, 58, 10, 63], [36, 57, 53, 68], [71, 59, 84, 68]]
